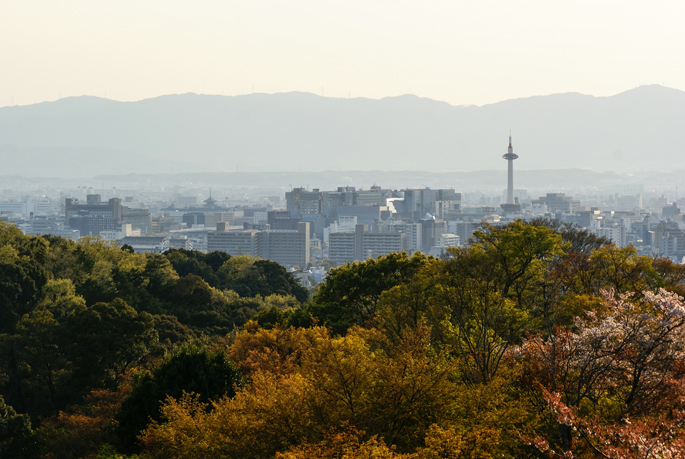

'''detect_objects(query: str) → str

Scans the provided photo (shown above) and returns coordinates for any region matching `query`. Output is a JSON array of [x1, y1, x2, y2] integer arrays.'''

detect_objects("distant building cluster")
[[2, 137, 685, 289]]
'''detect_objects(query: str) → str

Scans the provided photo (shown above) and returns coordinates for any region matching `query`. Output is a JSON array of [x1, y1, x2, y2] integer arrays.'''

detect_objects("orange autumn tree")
[[276, 424, 501, 459], [141, 321, 539, 459], [37, 378, 133, 459], [141, 324, 459, 458]]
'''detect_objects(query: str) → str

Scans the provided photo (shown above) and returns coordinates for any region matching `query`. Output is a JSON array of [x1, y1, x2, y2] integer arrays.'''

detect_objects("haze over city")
[[3, 3, 685, 458]]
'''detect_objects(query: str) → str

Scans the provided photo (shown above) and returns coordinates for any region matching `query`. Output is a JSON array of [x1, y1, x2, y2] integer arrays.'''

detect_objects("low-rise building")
[[120, 236, 169, 254]]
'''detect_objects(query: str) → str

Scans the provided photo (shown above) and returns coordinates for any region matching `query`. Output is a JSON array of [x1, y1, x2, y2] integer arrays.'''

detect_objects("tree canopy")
[[2, 219, 685, 459]]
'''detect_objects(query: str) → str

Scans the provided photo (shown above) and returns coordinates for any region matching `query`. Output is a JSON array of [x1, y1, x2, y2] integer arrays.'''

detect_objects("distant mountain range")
[[0, 85, 684, 178]]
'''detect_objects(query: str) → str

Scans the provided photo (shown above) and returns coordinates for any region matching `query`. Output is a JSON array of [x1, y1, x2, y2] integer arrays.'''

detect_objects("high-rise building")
[[532, 193, 579, 214], [397, 188, 460, 219], [207, 222, 310, 268], [328, 232, 358, 265], [207, 230, 260, 256], [286, 188, 322, 217], [65, 194, 151, 235], [327, 224, 406, 264], [361, 232, 406, 260], [256, 222, 310, 268]]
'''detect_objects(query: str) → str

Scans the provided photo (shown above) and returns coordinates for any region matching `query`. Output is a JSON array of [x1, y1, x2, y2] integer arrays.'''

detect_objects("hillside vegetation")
[[2, 219, 685, 458]]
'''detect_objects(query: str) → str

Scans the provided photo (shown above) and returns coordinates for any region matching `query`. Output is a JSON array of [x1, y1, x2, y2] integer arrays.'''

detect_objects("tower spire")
[[501, 134, 521, 214]]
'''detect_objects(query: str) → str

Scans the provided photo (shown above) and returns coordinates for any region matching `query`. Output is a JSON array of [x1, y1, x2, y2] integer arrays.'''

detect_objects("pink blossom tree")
[[516, 289, 685, 458]]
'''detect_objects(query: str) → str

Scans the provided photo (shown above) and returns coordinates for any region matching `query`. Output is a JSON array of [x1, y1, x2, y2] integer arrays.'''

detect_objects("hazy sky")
[[1, 0, 683, 107]]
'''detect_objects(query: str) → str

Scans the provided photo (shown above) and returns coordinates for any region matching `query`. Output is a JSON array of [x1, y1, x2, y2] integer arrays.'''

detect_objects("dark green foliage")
[[164, 249, 228, 288], [252, 305, 294, 329], [65, 299, 157, 392], [253, 259, 308, 303], [0, 228, 290, 411], [0, 224, 49, 332], [0, 261, 40, 332], [286, 306, 314, 328], [143, 255, 178, 299], [308, 252, 431, 334], [219, 256, 309, 302], [152, 314, 196, 346], [120, 244, 135, 254], [4, 297, 157, 418], [527, 217, 611, 255], [170, 274, 215, 311], [164, 249, 307, 302], [116, 346, 243, 449], [0, 395, 32, 458]]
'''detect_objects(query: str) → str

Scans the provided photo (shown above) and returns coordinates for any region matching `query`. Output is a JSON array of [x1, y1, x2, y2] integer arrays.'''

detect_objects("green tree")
[[0, 225, 49, 332], [218, 256, 308, 302], [116, 345, 243, 450], [0, 395, 32, 459], [37, 278, 86, 321], [437, 220, 565, 384], [310, 252, 433, 334], [66, 298, 157, 392], [164, 249, 229, 288], [14, 308, 67, 413], [527, 217, 610, 255]]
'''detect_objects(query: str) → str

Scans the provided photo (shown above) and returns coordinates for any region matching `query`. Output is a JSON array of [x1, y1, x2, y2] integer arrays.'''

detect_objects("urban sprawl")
[[2, 140, 681, 290]]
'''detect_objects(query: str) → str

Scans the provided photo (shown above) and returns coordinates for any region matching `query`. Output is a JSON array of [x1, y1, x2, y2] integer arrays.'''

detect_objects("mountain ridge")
[[1, 85, 683, 177]]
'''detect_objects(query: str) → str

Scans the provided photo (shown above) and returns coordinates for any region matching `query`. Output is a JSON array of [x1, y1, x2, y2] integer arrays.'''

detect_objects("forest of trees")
[[2, 218, 685, 458]]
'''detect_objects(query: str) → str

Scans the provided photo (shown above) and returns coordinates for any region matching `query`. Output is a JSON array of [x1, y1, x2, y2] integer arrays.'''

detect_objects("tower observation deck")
[[500, 135, 521, 213]]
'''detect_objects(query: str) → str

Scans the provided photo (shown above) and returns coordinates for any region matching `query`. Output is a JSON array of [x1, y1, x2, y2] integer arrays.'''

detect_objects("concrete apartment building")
[[589, 226, 627, 248], [207, 222, 310, 268], [65, 194, 151, 236], [286, 188, 322, 217], [0, 196, 55, 218], [421, 217, 448, 252], [257, 223, 310, 267], [328, 224, 407, 265], [531, 193, 580, 214], [435, 233, 460, 248], [377, 221, 422, 253], [398, 188, 461, 220], [336, 205, 388, 226], [448, 221, 479, 245], [328, 232, 358, 265], [361, 232, 406, 260], [207, 230, 259, 256], [268, 210, 302, 231]]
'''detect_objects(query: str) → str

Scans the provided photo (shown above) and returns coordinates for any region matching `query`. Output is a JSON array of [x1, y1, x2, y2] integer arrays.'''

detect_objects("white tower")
[[500, 135, 521, 213]]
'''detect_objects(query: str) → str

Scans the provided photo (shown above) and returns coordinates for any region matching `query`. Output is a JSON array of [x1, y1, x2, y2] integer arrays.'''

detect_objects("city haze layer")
[[1, 85, 683, 178]]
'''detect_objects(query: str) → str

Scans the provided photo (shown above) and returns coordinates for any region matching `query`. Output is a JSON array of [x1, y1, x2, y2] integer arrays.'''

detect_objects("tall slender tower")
[[500, 135, 521, 213]]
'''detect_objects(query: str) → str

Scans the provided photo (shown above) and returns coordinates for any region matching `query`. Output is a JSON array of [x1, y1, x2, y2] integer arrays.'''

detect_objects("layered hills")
[[0, 85, 683, 177]]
